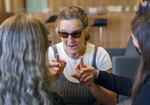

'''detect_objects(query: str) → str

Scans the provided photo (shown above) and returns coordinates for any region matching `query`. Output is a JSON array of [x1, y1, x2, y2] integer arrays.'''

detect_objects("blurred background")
[[0, 0, 140, 48]]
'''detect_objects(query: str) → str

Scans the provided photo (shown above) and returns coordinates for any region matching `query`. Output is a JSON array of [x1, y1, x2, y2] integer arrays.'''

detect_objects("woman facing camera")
[[47, 6, 116, 105]]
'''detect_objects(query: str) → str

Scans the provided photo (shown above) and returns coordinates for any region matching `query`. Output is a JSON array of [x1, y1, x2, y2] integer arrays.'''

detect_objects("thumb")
[[55, 53, 60, 62]]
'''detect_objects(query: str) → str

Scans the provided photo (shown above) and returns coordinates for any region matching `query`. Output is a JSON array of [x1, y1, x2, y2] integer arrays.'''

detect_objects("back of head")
[[0, 14, 50, 105]]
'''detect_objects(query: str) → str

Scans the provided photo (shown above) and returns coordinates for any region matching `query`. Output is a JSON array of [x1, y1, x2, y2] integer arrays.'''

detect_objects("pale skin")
[[48, 53, 66, 80], [48, 19, 117, 105], [58, 19, 86, 59]]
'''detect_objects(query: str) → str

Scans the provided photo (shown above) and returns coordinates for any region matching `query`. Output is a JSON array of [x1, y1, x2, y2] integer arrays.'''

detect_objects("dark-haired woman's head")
[[131, 11, 150, 103], [131, 12, 150, 58]]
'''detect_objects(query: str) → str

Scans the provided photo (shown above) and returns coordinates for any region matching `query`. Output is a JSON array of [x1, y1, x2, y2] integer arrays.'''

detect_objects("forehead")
[[58, 19, 83, 30]]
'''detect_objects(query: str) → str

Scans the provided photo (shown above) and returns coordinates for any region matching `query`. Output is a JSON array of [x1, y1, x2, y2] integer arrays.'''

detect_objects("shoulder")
[[47, 42, 63, 58], [141, 78, 150, 94], [141, 77, 150, 94], [135, 78, 150, 105], [49, 42, 62, 49], [87, 43, 107, 53], [48, 42, 63, 52]]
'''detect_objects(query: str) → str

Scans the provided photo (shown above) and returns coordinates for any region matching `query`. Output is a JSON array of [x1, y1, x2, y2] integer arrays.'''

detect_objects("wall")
[[0, 0, 5, 13], [0, 0, 139, 48], [26, 0, 48, 13], [47, 0, 139, 13], [45, 12, 135, 48]]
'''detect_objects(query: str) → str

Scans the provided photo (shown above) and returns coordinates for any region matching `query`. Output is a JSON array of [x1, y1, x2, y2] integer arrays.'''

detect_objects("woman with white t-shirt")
[[47, 6, 116, 105]]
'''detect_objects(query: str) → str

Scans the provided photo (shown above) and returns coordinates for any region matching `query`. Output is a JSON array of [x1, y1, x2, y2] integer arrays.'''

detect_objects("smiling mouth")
[[67, 44, 77, 50]]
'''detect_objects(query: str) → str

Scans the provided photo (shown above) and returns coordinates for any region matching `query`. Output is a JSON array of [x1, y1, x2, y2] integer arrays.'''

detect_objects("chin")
[[69, 50, 78, 54]]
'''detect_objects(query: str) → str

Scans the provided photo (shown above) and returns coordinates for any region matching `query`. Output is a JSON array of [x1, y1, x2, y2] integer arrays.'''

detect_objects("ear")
[[84, 26, 90, 41]]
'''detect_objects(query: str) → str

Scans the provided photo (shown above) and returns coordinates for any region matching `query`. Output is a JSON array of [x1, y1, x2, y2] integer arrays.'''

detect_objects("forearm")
[[95, 71, 133, 96], [88, 84, 117, 105]]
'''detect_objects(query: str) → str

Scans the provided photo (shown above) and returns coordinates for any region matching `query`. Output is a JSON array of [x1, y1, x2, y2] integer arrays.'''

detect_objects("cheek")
[[75, 38, 85, 46], [131, 34, 139, 48], [61, 38, 67, 44], [132, 38, 139, 48], [133, 41, 139, 48]]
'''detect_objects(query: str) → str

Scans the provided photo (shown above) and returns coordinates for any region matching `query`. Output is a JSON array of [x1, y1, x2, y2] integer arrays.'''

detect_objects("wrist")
[[94, 69, 100, 79]]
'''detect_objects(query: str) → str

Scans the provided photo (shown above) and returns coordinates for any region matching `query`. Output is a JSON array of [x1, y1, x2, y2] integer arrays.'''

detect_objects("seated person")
[[0, 14, 65, 105], [47, 6, 117, 105], [72, 7, 150, 105]]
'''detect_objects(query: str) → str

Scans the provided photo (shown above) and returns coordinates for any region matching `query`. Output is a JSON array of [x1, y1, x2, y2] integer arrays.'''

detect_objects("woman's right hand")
[[47, 54, 66, 79], [71, 56, 99, 88]]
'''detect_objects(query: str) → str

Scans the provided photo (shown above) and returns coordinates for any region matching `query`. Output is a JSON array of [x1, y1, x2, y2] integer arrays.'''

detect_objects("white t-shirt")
[[48, 42, 112, 83]]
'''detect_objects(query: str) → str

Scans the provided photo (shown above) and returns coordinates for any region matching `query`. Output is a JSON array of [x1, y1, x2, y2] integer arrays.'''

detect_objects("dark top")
[[95, 71, 150, 105], [48, 91, 66, 105], [49, 45, 99, 105], [49, 74, 97, 105]]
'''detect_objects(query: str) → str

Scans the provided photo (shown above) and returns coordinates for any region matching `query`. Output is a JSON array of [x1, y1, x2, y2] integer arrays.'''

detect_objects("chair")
[[106, 37, 140, 103], [45, 15, 61, 45], [92, 18, 107, 45]]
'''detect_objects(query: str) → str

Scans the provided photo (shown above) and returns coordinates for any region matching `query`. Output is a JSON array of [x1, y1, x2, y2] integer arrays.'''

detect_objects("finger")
[[79, 67, 89, 75], [74, 63, 80, 71], [71, 71, 81, 80], [80, 72, 90, 82], [61, 61, 66, 69], [54, 53, 60, 62], [79, 56, 85, 69], [49, 61, 59, 68], [83, 74, 93, 82]]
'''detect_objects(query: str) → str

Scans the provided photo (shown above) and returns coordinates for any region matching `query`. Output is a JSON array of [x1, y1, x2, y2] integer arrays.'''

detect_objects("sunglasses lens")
[[58, 31, 69, 38], [71, 31, 82, 38], [58, 30, 82, 38]]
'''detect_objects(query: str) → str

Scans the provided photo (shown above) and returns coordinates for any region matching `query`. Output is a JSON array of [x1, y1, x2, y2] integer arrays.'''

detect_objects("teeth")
[[68, 45, 77, 50], [69, 45, 74, 47]]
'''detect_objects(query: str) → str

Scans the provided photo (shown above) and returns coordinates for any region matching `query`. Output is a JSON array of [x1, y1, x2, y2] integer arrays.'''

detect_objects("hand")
[[79, 64, 97, 88], [71, 56, 98, 87], [47, 53, 66, 79]]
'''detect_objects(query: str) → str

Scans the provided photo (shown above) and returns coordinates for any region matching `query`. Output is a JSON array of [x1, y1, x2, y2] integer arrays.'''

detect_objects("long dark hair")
[[131, 11, 150, 103], [0, 14, 51, 105]]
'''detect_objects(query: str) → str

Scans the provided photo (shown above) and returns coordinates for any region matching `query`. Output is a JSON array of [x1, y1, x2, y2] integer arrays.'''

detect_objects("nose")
[[67, 34, 74, 41]]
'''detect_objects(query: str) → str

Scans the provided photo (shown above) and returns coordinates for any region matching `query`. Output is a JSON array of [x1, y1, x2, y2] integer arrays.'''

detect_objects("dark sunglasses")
[[58, 30, 83, 38]]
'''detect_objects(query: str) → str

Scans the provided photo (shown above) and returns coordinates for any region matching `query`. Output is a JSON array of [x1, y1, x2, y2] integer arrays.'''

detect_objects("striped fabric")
[[49, 74, 98, 105]]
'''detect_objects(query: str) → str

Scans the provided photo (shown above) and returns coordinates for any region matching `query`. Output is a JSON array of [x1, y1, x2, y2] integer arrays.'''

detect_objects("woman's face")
[[58, 19, 86, 57], [131, 33, 139, 49], [131, 33, 141, 54]]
